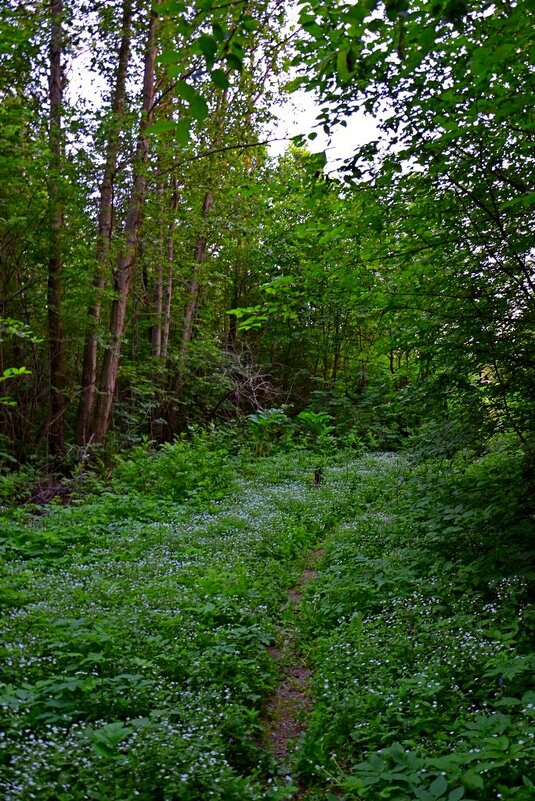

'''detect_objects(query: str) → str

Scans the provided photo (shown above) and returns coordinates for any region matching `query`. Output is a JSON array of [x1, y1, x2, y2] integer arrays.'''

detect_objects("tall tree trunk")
[[165, 188, 214, 434], [47, 0, 66, 457], [161, 177, 179, 359], [180, 189, 214, 359], [76, 0, 133, 445], [151, 182, 164, 358], [90, 2, 159, 444]]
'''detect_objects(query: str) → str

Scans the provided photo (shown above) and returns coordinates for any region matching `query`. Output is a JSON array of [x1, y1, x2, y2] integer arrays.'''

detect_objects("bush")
[[112, 431, 235, 503]]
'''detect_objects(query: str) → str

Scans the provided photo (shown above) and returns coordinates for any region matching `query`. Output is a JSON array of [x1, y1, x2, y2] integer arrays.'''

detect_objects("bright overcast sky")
[[269, 89, 379, 169]]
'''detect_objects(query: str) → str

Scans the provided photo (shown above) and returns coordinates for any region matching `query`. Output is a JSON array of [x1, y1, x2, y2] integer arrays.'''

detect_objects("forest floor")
[[0, 445, 533, 800]]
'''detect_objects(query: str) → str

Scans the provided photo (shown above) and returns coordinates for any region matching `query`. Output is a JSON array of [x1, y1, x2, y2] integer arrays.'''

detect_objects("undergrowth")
[[0, 439, 369, 800], [0, 433, 533, 800], [297, 441, 535, 800]]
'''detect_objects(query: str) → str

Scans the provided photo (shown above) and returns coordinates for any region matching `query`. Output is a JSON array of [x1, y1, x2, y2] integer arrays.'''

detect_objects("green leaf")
[[226, 53, 243, 72], [335, 45, 356, 79], [1, 366, 31, 379], [242, 15, 258, 32], [92, 741, 117, 758], [175, 80, 198, 103], [176, 119, 191, 145], [212, 22, 225, 42], [189, 95, 209, 121], [146, 119, 175, 136], [430, 775, 448, 798], [175, 82, 209, 121], [197, 34, 218, 69], [462, 771, 484, 790], [158, 1, 186, 16], [157, 50, 180, 65], [346, 4, 367, 25], [448, 788, 465, 801], [211, 68, 230, 90]]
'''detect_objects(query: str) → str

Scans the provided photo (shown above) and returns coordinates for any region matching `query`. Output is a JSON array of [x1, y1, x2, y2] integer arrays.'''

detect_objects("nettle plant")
[[246, 408, 290, 455], [296, 410, 335, 450]]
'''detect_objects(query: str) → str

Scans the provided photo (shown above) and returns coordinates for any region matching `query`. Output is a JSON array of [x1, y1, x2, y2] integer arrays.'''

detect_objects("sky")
[[269, 89, 379, 169]]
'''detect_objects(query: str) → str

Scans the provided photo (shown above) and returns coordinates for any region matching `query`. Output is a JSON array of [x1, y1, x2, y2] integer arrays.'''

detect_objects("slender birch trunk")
[[151, 182, 165, 358], [160, 177, 179, 359], [180, 189, 214, 358], [91, 2, 160, 444], [76, 0, 133, 445], [47, 0, 66, 457]]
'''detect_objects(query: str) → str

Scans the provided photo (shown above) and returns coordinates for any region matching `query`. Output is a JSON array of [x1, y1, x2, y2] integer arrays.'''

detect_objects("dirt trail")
[[263, 549, 324, 797]]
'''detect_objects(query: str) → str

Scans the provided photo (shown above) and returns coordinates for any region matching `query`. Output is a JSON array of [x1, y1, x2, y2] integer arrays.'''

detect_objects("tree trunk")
[[47, 0, 66, 458], [90, 2, 159, 444], [165, 188, 214, 434], [76, 0, 133, 445], [151, 182, 165, 358], [180, 189, 215, 359], [161, 177, 179, 359]]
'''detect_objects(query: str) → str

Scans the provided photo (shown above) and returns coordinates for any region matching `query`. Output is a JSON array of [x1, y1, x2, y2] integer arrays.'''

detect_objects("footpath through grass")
[[0, 440, 533, 800], [0, 445, 365, 800]]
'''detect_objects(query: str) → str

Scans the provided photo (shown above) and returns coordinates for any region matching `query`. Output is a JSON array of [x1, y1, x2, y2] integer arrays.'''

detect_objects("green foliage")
[[0, 438, 533, 798], [246, 408, 290, 455], [112, 431, 234, 502], [294, 446, 535, 799], [1, 444, 354, 800]]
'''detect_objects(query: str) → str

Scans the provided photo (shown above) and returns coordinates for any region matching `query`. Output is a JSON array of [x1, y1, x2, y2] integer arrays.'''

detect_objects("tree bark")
[[47, 0, 66, 457], [165, 188, 214, 434], [161, 177, 179, 359], [180, 189, 214, 359], [90, 1, 159, 444], [151, 182, 165, 358], [76, 0, 133, 446]]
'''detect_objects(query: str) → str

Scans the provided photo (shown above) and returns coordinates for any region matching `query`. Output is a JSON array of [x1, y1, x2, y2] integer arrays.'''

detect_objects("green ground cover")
[[297, 446, 535, 800], [0, 443, 365, 800], [0, 438, 533, 800]]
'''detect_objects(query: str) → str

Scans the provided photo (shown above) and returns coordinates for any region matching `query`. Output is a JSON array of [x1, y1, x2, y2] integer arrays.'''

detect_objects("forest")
[[0, 0, 533, 799]]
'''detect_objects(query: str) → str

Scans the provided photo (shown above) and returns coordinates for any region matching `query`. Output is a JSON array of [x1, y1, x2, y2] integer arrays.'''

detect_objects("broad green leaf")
[[211, 68, 230, 90], [212, 22, 225, 42], [189, 94, 209, 121], [337, 49, 351, 82], [146, 119, 175, 135], [157, 50, 180, 65], [226, 53, 243, 72], [176, 119, 191, 145], [197, 34, 218, 69], [92, 741, 117, 758], [175, 80, 198, 103], [430, 775, 448, 797]]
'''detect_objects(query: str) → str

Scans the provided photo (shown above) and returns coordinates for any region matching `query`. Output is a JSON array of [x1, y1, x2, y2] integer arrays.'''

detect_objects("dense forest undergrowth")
[[0, 432, 533, 800]]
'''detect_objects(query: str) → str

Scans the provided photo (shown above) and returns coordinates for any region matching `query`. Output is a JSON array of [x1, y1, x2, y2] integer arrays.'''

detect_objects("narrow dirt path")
[[262, 549, 324, 798]]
